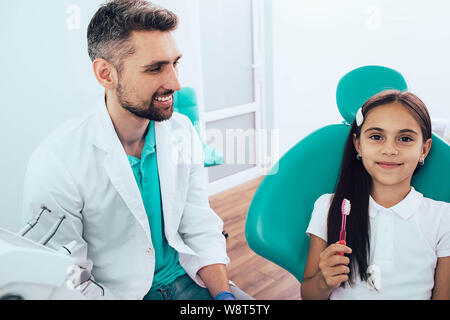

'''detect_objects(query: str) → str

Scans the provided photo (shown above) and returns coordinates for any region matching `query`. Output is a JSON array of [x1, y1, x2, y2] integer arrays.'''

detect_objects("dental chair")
[[245, 65, 450, 282], [0, 227, 87, 300], [173, 87, 224, 167]]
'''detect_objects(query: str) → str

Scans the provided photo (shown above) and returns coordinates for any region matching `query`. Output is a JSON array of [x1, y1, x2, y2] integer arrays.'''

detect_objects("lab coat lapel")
[[103, 144, 151, 239], [155, 121, 178, 237], [94, 101, 151, 240]]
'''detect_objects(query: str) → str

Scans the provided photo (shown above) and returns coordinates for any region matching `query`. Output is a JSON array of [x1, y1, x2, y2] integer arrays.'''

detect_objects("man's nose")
[[163, 65, 181, 92]]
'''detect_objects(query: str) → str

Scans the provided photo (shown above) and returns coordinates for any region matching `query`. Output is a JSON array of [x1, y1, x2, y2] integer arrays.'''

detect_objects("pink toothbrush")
[[338, 198, 351, 256]]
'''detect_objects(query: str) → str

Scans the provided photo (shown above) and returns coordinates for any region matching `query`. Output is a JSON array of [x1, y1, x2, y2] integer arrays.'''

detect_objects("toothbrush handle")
[[340, 230, 346, 242], [337, 239, 346, 256]]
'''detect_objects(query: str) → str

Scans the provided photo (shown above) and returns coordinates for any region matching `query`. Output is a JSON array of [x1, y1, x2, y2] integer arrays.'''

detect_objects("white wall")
[[162, 0, 205, 104], [272, 0, 450, 157], [4, 0, 450, 232], [0, 0, 203, 232]]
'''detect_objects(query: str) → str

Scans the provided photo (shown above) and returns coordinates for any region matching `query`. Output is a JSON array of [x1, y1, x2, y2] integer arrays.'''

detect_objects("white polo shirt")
[[306, 187, 450, 300]]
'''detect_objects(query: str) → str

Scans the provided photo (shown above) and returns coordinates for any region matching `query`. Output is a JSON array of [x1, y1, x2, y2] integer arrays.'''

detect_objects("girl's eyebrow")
[[364, 127, 419, 135], [399, 129, 419, 135], [364, 127, 384, 133]]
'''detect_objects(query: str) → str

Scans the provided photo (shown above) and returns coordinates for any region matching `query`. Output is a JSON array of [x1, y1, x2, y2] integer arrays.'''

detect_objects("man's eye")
[[146, 65, 163, 72], [147, 67, 161, 72]]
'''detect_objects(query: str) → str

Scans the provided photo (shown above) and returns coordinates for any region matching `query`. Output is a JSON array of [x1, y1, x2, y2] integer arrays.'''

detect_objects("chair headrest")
[[174, 87, 198, 109], [336, 66, 408, 124]]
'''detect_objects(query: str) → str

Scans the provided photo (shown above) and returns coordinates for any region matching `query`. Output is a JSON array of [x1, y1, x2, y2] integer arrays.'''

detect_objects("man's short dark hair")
[[87, 0, 178, 73]]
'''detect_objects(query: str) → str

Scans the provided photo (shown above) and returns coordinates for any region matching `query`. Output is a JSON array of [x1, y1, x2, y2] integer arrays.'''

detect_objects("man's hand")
[[197, 263, 231, 298]]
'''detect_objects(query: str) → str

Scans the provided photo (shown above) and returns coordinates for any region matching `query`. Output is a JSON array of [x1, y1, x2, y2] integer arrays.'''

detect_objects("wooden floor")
[[209, 177, 301, 300]]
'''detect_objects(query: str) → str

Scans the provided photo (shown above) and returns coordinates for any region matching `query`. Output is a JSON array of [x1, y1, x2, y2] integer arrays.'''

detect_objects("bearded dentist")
[[22, 0, 251, 300]]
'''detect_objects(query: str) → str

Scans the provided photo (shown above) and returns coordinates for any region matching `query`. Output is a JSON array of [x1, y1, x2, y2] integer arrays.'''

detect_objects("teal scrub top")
[[127, 121, 186, 293]]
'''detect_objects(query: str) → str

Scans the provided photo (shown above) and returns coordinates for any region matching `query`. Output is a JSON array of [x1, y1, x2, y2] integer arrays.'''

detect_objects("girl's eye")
[[400, 136, 413, 142], [369, 134, 383, 141]]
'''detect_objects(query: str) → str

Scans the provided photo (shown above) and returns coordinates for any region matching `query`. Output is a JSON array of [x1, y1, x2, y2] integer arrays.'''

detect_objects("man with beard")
[[22, 0, 251, 300]]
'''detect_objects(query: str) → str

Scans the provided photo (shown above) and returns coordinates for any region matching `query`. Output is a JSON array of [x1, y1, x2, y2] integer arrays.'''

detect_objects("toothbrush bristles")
[[342, 198, 351, 216]]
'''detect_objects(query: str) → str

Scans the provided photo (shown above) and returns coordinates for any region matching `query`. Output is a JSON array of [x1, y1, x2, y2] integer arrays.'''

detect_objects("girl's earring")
[[357, 154, 362, 161], [419, 158, 425, 166]]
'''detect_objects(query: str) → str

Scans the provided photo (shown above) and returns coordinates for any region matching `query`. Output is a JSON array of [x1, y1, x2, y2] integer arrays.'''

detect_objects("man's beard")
[[116, 82, 174, 122]]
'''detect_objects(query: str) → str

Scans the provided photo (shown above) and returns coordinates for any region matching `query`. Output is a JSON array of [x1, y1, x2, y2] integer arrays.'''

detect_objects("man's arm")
[[177, 119, 231, 295], [22, 149, 86, 258], [22, 148, 115, 299]]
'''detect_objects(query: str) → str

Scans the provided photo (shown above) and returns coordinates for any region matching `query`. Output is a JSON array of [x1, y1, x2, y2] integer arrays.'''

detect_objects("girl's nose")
[[382, 139, 399, 156]]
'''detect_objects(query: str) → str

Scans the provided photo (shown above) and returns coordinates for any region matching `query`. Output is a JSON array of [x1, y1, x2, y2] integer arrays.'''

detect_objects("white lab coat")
[[21, 99, 229, 299]]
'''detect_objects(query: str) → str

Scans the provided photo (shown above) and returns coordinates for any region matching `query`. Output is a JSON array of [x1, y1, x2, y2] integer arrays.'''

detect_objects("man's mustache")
[[153, 90, 175, 99]]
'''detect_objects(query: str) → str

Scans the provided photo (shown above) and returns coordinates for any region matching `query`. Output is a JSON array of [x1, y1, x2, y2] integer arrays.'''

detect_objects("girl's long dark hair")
[[327, 90, 432, 285]]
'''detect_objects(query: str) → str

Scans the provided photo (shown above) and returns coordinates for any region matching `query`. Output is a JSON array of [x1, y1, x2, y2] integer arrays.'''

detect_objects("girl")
[[301, 90, 450, 300]]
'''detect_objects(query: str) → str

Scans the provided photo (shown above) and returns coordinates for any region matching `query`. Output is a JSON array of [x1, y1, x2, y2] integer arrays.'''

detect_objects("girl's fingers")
[[326, 254, 350, 268], [321, 243, 352, 259], [322, 272, 349, 289], [331, 274, 349, 288]]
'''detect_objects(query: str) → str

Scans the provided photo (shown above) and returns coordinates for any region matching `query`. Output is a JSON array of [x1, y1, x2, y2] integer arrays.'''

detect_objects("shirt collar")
[[142, 120, 156, 157], [369, 187, 423, 220], [127, 121, 156, 166]]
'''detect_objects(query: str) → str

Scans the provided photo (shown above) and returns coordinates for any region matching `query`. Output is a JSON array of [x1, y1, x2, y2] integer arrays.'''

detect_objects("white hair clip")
[[356, 107, 364, 127]]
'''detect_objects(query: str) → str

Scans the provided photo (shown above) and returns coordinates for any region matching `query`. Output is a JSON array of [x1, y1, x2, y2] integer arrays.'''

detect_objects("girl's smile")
[[376, 161, 403, 170]]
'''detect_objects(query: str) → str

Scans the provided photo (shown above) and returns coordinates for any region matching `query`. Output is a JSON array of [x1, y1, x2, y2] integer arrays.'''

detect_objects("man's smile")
[[154, 95, 172, 102], [153, 93, 174, 108]]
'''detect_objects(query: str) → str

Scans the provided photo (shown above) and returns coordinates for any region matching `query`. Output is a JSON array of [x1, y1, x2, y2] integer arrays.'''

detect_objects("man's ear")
[[92, 58, 118, 90]]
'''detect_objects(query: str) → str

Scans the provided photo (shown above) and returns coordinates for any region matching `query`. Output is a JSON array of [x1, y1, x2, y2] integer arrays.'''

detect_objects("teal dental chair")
[[173, 87, 224, 167], [245, 65, 450, 283]]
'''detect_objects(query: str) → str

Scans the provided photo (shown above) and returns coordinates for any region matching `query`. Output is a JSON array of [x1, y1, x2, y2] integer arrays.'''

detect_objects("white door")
[[198, 0, 266, 194]]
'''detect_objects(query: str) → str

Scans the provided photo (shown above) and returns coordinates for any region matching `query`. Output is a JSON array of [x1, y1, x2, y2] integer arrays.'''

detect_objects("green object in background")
[[173, 87, 224, 167], [336, 65, 408, 123], [413, 133, 450, 202], [245, 65, 450, 283], [203, 144, 224, 167], [173, 87, 201, 135]]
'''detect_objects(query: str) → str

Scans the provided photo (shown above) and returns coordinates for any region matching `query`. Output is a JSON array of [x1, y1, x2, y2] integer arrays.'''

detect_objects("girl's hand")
[[318, 242, 352, 290]]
